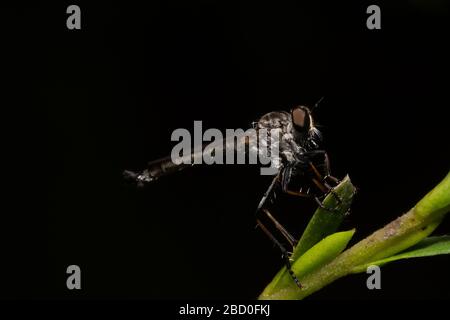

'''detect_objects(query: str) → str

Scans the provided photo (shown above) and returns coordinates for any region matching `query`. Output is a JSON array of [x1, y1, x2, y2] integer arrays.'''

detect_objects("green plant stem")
[[259, 171, 450, 300]]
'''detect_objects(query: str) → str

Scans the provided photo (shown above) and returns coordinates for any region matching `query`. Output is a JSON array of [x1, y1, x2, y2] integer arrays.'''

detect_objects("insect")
[[124, 100, 342, 288]]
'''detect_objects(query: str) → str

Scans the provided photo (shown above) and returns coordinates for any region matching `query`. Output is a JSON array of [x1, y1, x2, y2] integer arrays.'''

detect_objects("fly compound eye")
[[291, 106, 311, 131]]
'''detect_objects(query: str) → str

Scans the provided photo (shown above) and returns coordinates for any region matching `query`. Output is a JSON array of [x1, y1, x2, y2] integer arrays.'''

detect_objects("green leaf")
[[351, 235, 450, 273], [260, 229, 355, 299], [293, 229, 356, 278], [293, 175, 356, 261], [415, 172, 450, 221], [259, 172, 450, 300], [261, 176, 357, 294]]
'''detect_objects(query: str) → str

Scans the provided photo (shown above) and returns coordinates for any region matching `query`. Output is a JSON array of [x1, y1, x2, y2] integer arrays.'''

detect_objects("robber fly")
[[124, 99, 342, 288]]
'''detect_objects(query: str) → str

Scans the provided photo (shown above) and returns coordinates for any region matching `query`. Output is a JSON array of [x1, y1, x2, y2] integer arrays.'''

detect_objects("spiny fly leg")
[[255, 170, 281, 213], [308, 160, 343, 205], [256, 219, 302, 289], [262, 208, 297, 249], [254, 168, 302, 288], [283, 252, 302, 289], [323, 174, 339, 184], [321, 153, 344, 204], [255, 170, 298, 250], [307, 164, 343, 212], [314, 196, 341, 213]]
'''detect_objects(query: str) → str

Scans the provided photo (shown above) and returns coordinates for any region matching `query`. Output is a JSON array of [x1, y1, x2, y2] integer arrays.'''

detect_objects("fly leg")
[[308, 155, 355, 215], [255, 169, 302, 288], [308, 159, 343, 205], [283, 187, 341, 214], [256, 219, 302, 289], [255, 173, 297, 248], [281, 159, 342, 214], [262, 208, 297, 248], [255, 169, 297, 249], [322, 152, 340, 186], [255, 170, 281, 216], [303, 150, 342, 202]]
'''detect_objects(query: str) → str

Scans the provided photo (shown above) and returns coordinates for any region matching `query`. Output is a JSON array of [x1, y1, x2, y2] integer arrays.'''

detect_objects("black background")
[[3, 1, 449, 300]]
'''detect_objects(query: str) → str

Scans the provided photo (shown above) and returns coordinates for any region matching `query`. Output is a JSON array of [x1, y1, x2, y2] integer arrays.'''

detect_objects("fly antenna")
[[311, 96, 324, 112]]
